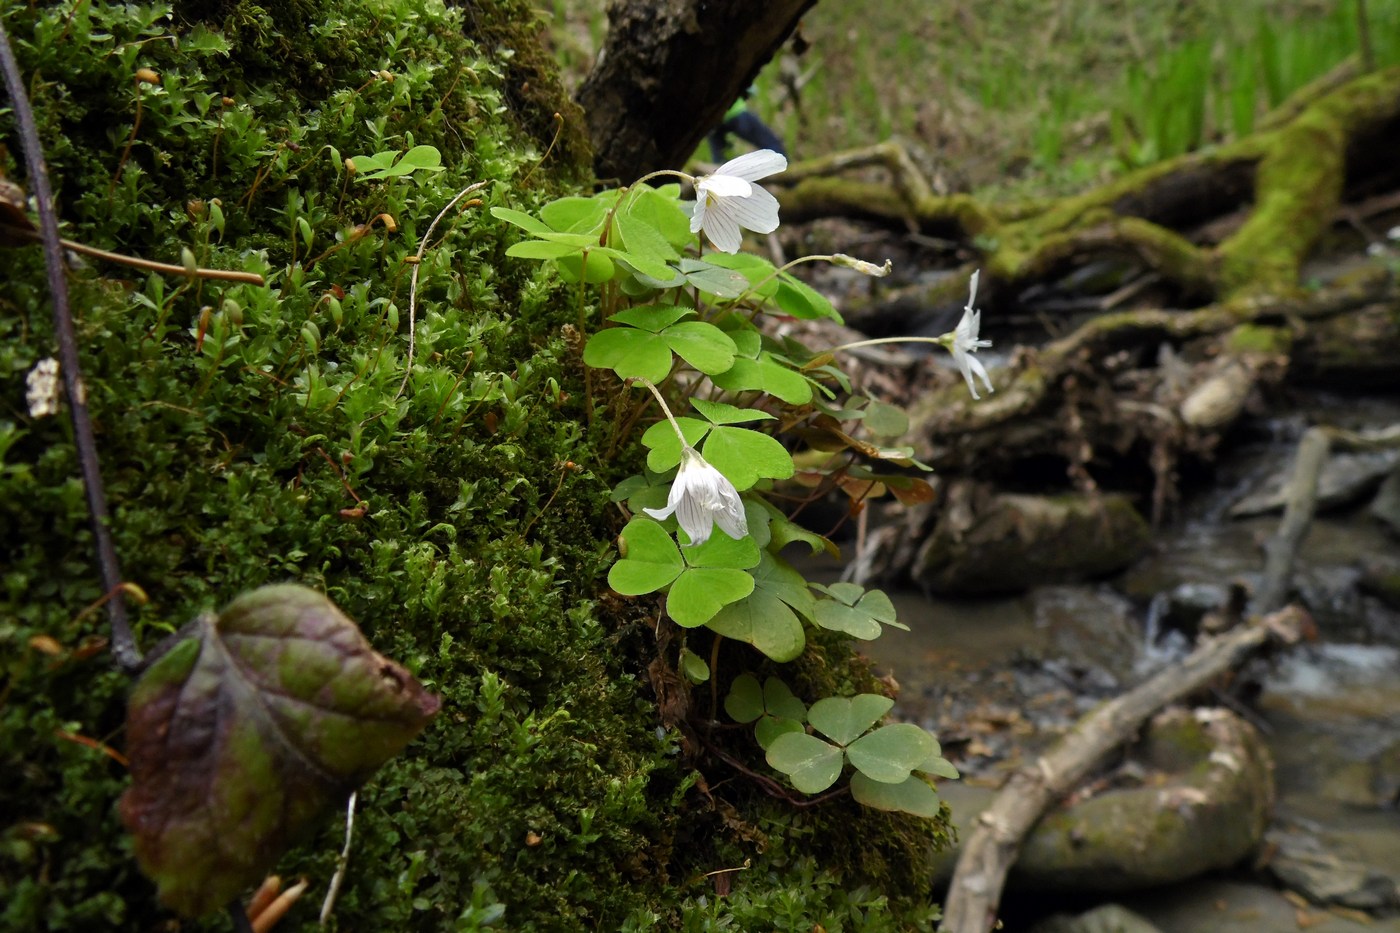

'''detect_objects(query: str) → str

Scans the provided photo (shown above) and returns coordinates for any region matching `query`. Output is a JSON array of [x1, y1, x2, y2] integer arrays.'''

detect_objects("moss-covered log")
[[775, 66, 1400, 302], [769, 68, 1400, 558]]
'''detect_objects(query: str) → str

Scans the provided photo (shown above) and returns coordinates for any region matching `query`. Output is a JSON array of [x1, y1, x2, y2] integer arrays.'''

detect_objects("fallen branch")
[[938, 604, 1311, 933], [1254, 424, 1400, 613]]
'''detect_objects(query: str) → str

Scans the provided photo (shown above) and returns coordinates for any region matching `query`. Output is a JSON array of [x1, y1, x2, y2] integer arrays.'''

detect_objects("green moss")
[[1225, 323, 1292, 355], [0, 1, 947, 930]]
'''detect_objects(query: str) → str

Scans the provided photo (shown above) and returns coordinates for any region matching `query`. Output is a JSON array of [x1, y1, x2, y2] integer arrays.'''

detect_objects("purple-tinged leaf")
[[119, 584, 440, 917]]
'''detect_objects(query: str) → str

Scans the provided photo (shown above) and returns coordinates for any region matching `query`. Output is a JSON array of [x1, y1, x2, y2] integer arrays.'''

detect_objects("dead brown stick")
[[8, 226, 266, 285], [1253, 424, 1400, 614], [937, 605, 1310, 933]]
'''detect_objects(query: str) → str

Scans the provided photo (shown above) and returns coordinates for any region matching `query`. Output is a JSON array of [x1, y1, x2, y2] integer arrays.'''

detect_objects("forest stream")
[[831, 389, 1400, 932]]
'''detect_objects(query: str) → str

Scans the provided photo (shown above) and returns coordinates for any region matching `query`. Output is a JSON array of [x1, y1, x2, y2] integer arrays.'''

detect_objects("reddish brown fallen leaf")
[[120, 584, 440, 917]]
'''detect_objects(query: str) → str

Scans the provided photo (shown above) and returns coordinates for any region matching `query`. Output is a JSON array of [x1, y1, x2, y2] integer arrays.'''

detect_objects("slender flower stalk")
[[828, 269, 994, 399], [727, 252, 889, 310], [635, 379, 748, 547]]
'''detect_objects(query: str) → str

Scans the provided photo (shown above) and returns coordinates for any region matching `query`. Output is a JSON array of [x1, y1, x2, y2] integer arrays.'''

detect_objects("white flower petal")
[[689, 197, 707, 235], [651, 447, 750, 546], [717, 149, 787, 182], [643, 502, 677, 521], [674, 488, 713, 546], [958, 351, 993, 400], [719, 184, 780, 235], [700, 203, 744, 253], [698, 174, 752, 198], [689, 150, 786, 252], [949, 278, 994, 399], [713, 500, 749, 540]]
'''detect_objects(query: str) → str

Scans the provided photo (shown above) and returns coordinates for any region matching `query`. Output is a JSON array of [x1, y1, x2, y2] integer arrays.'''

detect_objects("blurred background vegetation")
[[551, 0, 1399, 197]]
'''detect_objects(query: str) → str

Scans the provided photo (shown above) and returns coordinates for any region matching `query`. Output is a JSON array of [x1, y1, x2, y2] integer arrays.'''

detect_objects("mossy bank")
[[0, 1, 946, 929]]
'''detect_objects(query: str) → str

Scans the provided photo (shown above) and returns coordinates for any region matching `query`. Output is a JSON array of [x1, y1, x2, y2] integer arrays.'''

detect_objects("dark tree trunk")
[[577, 0, 814, 182]]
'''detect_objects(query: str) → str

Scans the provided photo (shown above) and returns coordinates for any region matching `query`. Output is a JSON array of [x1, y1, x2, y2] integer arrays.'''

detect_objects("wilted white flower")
[[832, 254, 892, 277], [690, 149, 787, 254], [644, 446, 748, 546], [26, 357, 61, 418], [951, 270, 994, 399]]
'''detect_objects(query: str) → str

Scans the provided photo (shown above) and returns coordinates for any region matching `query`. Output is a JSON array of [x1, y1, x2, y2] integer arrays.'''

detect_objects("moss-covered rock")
[[0, 2, 946, 929], [913, 485, 1150, 595]]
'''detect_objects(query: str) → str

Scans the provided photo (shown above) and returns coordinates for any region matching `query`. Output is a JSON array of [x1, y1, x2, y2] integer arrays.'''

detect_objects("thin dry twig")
[[395, 181, 488, 401], [0, 19, 140, 671]]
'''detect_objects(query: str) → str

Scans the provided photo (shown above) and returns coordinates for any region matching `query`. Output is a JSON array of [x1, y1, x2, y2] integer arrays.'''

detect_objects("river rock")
[[1372, 465, 1400, 534], [1031, 904, 1164, 933], [1013, 708, 1274, 892], [1360, 556, 1400, 611], [912, 483, 1150, 595], [1229, 449, 1400, 518], [1265, 827, 1400, 910], [933, 708, 1275, 895]]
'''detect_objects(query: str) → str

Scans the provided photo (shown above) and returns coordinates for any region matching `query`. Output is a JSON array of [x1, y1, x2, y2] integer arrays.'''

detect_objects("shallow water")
[[832, 409, 1400, 927]]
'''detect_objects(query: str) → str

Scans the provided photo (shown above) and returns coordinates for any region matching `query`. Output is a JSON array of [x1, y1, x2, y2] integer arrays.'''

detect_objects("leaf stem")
[[0, 20, 141, 672]]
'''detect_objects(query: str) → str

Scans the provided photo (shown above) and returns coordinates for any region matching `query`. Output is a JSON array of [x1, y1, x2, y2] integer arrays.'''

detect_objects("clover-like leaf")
[[556, 249, 616, 284], [690, 398, 776, 426], [724, 673, 766, 723], [849, 773, 941, 818], [759, 500, 838, 557], [679, 647, 711, 684], [630, 186, 692, 249], [704, 553, 811, 662], [807, 694, 894, 747], [662, 321, 737, 375], [703, 252, 780, 298], [846, 723, 936, 784], [610, 305, 694, 332], [811, 583, 907, 639], [679, 258, 750, 297], [683, 527, 761, 569], [608, 518, 684, 594], [705, 585, 806, 662], [774, 273, 842, 322], [724, 673, 806, 724], [120, 585, 440, 918], [918, 747, 961, 780], [583, 327, 673, 384], [701, 425, 795, 491], [861, 397, 910, 438], [642, 417, 711, 472], [506, 239, 586, 260], [615, 210, 679, 263], [765, 732, 844, 794], [491, 206, 552, 236], [540, 194, 610, 233], [666, 567, 754, 627], [710, 353, 813, 405]]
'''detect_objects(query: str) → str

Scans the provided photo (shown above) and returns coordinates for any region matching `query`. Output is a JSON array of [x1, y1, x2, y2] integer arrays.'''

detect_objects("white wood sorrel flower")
[[952, 270, 994, 399], [645, 446, 748, 546], [690, 149, 787, 254]]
